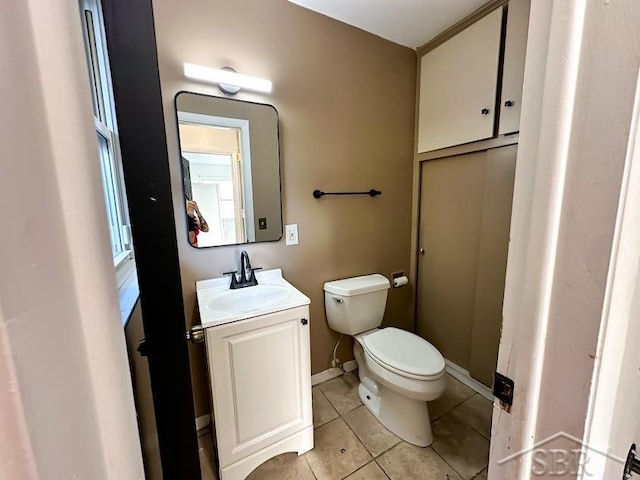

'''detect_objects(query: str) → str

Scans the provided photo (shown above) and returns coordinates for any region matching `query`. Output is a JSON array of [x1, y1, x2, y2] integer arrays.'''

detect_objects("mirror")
[[175, 92, 283, 248]]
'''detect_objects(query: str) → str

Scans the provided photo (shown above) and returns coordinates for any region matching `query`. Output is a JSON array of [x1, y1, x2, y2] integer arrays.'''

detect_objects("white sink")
[[206, 284, 292, 314], [196, 268, 310, 328]]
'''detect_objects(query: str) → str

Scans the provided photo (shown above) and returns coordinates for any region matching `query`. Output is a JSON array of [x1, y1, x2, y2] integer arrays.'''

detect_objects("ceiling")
[[287, 0, 490, 49]]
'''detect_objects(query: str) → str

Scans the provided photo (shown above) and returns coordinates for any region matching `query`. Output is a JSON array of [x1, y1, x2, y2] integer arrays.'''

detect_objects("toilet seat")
[[359, 328, 445, 380]]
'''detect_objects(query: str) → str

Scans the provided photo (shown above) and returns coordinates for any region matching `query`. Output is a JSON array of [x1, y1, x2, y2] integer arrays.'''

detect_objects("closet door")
[[418, 8, 503, 153], [416, 152, 487, 369], [469, 145, 517, 386]]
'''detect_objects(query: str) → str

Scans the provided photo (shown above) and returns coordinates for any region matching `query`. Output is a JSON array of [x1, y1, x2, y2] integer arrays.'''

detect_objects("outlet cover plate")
[[285, 224, 299, 245]]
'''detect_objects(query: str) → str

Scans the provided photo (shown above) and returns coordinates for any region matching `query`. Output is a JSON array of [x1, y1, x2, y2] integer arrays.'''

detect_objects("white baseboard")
[[196, 414, 211, 432], [444, 359, 494, 401], [311, 360, 358, 386]]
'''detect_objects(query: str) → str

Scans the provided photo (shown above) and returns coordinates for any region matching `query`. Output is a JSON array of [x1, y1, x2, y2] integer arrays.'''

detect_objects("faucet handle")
[[246, 267, 262, 285], [223, 270, 240, 289]]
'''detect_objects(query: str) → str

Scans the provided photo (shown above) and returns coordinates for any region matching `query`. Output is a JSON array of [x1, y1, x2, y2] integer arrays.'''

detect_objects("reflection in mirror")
[[175, 92, 283, 248]]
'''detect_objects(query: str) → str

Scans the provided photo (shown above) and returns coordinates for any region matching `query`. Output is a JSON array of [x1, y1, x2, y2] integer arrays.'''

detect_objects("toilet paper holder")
[[391, 271, 408, 288]]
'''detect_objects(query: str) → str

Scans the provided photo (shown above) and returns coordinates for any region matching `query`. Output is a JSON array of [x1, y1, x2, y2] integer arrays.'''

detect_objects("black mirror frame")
[[173, 90, 284, 249]]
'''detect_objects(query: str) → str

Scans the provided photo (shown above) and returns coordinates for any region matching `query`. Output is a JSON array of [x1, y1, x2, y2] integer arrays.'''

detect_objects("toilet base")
[[358, 381, 433, 447]]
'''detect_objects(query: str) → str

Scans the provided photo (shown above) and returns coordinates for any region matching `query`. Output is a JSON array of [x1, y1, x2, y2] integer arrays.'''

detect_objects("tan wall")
[[152, 0, 417, 416]]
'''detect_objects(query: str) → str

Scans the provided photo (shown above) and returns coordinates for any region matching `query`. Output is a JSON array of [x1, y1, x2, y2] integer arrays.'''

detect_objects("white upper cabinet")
[[418, 8, 503, 153], [499, 0, 531, 135]]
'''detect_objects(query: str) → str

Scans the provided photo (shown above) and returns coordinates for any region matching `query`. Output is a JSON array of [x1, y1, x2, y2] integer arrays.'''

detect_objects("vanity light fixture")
[[183, 63, 272, 94]]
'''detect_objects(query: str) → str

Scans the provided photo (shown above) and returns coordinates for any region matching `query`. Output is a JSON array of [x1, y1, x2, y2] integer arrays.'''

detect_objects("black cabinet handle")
[[301, 318, 308, 325], [504, 100, 515, 107], [481, 108, 490, 115]]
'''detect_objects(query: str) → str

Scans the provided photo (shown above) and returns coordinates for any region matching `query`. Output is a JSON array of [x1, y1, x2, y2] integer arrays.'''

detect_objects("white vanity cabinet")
[[205, 306, 313, 479], [418, 8, 503, 153], [196, 269, 313, 480]]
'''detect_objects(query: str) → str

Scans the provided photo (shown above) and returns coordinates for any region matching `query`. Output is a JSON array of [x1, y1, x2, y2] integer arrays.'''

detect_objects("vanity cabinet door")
[[418, 8, 503, 153], [206, 306, 312, 468], [498, 0, 531, 135]]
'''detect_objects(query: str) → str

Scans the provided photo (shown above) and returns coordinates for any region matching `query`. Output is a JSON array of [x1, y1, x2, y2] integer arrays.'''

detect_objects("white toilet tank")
[[324, 274, 390, 335]]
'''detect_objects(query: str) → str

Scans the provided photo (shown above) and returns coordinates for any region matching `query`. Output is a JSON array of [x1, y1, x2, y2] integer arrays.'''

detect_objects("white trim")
[[310, 360, 358, 387], [82, 0, 131, 265], [196, 414, 211, 432], [580, 68, 640, 479], [518, 3, 587, 468], [311, 368, 342, 386], [489, 2, 590, 477], [444, 359, 493, 401], [113, 249, 132, 269]]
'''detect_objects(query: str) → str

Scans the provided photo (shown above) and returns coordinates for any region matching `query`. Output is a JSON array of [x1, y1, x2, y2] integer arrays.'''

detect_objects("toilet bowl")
[[354, 328, 445, 446], [323, 274, 446, 447]]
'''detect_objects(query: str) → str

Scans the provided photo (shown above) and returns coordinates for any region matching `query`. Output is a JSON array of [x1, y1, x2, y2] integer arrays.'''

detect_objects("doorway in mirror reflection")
[[179, 122, 249, 247]]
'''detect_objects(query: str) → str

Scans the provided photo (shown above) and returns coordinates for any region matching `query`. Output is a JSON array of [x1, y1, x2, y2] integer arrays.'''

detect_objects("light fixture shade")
[[183, 63, 272, 93]]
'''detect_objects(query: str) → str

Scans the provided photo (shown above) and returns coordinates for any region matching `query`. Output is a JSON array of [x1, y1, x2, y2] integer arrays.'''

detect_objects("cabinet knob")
[[481, 108, 490, 115], [504, 100, 515, 107], [419, 248, 425, 255], [301, 318, 308, 325]]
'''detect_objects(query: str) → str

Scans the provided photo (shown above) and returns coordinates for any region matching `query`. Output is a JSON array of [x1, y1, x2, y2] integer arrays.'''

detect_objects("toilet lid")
[[361, 327, 445, 378]]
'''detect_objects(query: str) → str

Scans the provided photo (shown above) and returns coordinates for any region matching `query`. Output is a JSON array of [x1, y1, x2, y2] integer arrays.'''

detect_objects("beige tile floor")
[[199, 372, 492, 480]]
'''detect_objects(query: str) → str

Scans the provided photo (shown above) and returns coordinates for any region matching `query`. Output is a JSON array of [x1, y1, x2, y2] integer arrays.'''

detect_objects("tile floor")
[[199, 372, 492, 480]]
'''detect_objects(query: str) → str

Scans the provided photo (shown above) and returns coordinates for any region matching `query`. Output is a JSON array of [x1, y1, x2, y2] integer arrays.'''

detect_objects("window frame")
[[79, 0, 135, 283], [79, 0, 138, 321]]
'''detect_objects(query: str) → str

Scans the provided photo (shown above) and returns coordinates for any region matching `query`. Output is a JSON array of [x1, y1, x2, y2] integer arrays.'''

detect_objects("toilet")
[[324, 273, 446, 447]]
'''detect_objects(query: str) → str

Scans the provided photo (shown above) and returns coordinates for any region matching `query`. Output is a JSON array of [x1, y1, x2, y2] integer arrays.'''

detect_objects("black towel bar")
[[313, 189, 381, 199]]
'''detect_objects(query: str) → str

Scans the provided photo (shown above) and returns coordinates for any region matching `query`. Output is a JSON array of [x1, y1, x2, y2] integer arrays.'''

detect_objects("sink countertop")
[[196, 268, 310, 328]]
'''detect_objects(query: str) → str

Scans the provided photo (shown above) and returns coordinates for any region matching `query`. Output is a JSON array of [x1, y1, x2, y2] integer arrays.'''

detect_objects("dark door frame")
[[101, 0, 201, 477]]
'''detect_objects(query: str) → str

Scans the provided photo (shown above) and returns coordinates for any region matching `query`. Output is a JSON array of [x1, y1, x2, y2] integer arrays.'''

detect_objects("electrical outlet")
[[285, 224, 299, 245]]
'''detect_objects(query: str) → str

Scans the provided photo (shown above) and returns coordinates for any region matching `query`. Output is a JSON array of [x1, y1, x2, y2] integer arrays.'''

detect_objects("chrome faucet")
[[224, 251, 261, 289]]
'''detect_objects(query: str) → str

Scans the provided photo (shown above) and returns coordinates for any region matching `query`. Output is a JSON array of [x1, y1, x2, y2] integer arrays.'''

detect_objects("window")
[[79, 0, 138, 318]]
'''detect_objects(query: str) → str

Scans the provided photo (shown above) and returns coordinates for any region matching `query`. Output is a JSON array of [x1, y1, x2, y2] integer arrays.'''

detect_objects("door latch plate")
[[493, 372, 514, 412]]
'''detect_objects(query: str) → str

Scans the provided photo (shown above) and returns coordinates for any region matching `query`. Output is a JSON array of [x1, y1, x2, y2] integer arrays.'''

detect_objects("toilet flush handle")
[[332, 297, 344, 304]]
